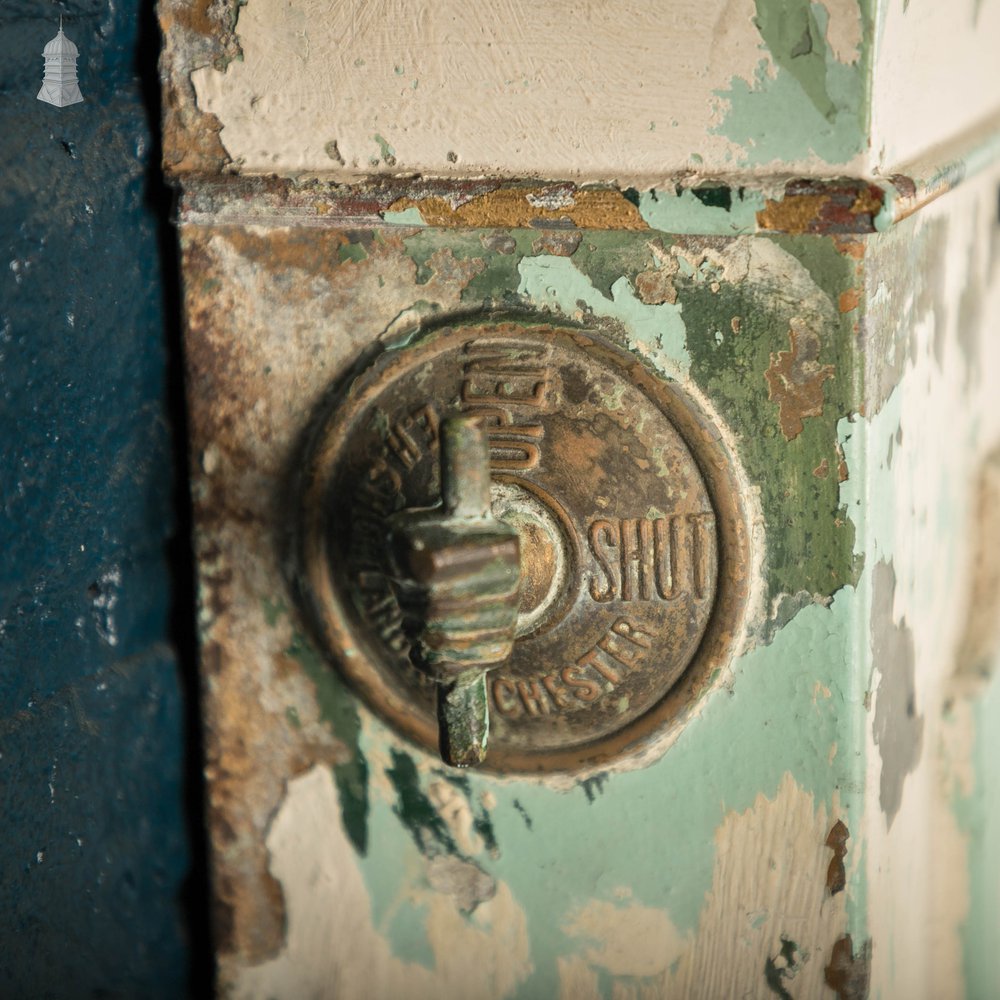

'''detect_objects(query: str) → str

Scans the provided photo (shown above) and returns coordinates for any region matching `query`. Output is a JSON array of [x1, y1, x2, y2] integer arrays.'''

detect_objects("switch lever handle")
[[390, 416, 521, 767]]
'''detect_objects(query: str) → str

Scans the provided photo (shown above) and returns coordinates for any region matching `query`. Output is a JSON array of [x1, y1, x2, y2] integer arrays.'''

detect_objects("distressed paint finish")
[[181, 0, 872, 181], [849, 163, 1000, 999], [161, 0, 1000, 185], [174, 204, 873, 995], [160, 2, 1000, 997]]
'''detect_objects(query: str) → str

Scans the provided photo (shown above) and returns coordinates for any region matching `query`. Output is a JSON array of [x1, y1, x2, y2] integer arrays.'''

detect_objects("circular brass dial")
[[301, 314, 750, 772]]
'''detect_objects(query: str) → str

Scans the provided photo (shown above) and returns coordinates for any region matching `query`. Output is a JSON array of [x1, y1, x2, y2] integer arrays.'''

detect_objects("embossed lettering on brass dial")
[[301, 315, 750, 772]]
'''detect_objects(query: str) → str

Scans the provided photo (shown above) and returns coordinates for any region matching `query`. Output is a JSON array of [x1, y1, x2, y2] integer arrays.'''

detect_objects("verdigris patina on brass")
[[390, 415, 521, 767], [300, 314, 749, 771]]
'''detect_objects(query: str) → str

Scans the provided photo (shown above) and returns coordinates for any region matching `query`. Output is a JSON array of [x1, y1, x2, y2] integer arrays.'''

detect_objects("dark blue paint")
[[1, 2, 196, 995]]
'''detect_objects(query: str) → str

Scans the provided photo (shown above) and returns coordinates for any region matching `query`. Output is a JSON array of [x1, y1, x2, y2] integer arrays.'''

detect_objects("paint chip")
[[426, 855, 496, 913], [765, 321, 835, 441], [825, 820, 848, 895], [825, 934, 871, 999]]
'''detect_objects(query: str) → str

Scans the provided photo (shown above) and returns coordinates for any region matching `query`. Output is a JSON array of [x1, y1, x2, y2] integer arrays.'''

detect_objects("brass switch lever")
[[389, 416, 521, 767]]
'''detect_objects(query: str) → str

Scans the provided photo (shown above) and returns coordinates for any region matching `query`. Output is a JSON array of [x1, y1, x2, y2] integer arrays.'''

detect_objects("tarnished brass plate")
[[301, 314, 749, 772]]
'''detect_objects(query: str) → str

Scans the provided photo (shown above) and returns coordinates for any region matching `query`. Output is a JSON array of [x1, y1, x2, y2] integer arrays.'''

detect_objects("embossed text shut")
[[588, 513, 715, 602]]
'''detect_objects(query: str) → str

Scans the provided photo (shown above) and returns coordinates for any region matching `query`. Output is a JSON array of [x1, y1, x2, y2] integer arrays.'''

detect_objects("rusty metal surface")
[[174, 172, 892, 235], [300, 316, 749, 772]]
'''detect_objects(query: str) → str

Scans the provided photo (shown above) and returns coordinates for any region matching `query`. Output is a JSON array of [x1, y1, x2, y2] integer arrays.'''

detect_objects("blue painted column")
[[0, 2, 194, 995]]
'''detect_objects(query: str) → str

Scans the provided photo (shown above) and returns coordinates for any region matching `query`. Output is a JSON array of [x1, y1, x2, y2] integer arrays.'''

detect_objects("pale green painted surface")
[[714, 0, 872, 167], [354, 588, 868, 995], [298, 222, 876, 995], [637, 188, 767, 236], [516, 255, 690, 378]]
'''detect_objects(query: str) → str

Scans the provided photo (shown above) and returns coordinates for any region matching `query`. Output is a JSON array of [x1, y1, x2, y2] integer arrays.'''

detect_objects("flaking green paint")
[[382, 207, 426, 227], [286, 223, 875, 992], [373, 133, 396, 165], [570, 231, 660, 298], [386, 750, 457, 855], [638, 186, 766, 235], [714, 0, 871, 167], [517, 254, 690, 378], [390, 226, 863, 604], [443, 772, 500, 854], [283, 618, 370, 855], [764, 936, 800, 998], [686, 234, 863, 603], [352, 587, 867, 997], [397, 227, 533, 303], [338, 241, 369, 263]]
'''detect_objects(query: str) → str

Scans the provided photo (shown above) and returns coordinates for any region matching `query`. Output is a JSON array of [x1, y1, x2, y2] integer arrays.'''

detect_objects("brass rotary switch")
[[300, 314, 749, 772]]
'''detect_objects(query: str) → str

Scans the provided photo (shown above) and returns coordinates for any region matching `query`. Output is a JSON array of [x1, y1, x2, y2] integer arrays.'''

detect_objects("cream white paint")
[[185, 0, 1000, 183], [870, 0, 1000, 176], [243, 767, 849, 1000], [557, 774, 849, 999], [189, 0, 868, 181], [856, 166, 1000, 998], [235, 765, 532, 1000]]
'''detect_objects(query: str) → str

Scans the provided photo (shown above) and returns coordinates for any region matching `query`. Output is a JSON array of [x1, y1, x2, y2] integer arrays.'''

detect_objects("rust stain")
[[764, 324, 836, 441], [757, 180, 885, 236], [825, 819, 849, 895], [201, 640, 288, 965], [161, 80, 230, 176], [849, 187, 883, 219], [180, 225, 360, 971], [159, 0, 243, 176], [219, 226, 356, 275], [889, 173, 917, 200], [387, 187, 648, 230], [813, 458, 830, 479], [531, 231, 583, 256], [178, 175, 893, 235], [198, 580, 351, 967], [757, 193, 829, 236], [422, 247, 487, 285], [838, 288, 860, 313], [833, 235, 867, 260], [635, 267, 678, 305], [825, 935, 872, 1000]]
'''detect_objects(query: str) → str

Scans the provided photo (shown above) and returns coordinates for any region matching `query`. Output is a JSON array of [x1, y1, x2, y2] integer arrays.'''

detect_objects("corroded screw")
[[391, 416, 521, 767]]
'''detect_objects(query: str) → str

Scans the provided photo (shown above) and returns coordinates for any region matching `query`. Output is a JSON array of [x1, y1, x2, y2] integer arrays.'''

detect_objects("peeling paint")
[[147, 0, 1000, 994], [764, 936, 801, 998], [158, 0, 242, 173], [713, 0, 870, 169], [765, 320, 837, 441], [825, 934, 872, 999], [388, 188, 646, 231], [870, 560, 923, 828], [234, 766, 533, 1000], [178, 0, 875, 180], [756, 180, 883, 235], [553, 775, 852, 997], [826, 819, 849, 895], [178, 213, 877, 990]]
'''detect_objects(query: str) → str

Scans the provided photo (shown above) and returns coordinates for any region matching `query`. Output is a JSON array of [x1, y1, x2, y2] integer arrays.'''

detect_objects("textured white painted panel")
[[871, 0, 1000, 174], [190, 0, 865, 180]]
